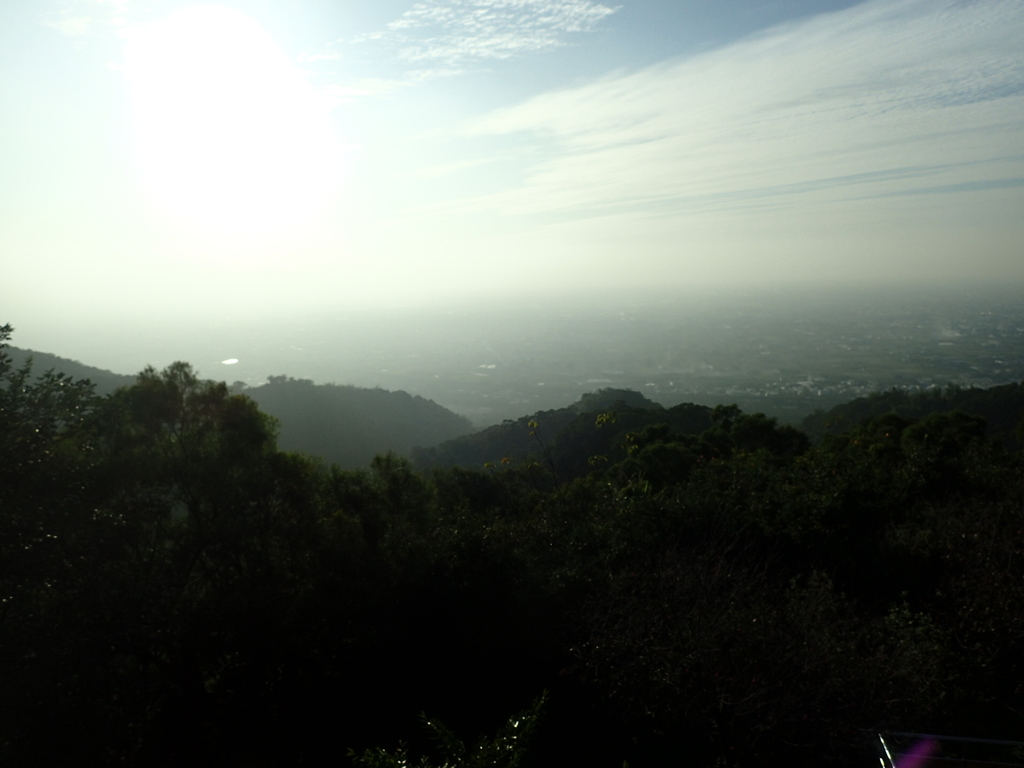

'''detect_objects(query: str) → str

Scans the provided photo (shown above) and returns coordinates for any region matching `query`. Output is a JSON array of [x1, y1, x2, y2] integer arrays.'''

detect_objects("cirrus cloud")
[[451, 0, 1024, 218], [339, 0, 617, 78]]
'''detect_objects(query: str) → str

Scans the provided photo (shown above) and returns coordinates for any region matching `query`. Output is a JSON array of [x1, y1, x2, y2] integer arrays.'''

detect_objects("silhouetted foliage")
[[2, 327, 1022, 768], [4, 343, 135, 395], [413, 391, 713, 481], [802, 382, 1024, 450]]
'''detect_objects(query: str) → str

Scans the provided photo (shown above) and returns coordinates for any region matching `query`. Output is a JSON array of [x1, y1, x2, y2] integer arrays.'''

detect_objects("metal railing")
[[876, 732, 1024, 768]]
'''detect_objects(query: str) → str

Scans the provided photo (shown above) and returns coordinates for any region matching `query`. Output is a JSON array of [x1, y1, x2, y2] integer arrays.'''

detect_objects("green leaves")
[[349, 693, 548, 768]]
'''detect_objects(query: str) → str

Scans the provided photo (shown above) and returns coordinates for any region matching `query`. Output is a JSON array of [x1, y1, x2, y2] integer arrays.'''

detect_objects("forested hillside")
[[802, 382, 1024, 448], [3, 325, 1023, 768], [6, 347, 475, 468], [412, 388, 708, 474], [413, 388, 810, 484], [241, 376, 474, 467], [6, 346, 136, 394]]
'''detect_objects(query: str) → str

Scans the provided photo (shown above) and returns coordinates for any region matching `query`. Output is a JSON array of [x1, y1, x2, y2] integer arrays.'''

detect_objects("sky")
[[2, 0, 1023, 346]]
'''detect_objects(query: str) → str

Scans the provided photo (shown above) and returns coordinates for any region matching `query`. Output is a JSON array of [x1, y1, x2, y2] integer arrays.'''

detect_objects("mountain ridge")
[[6, 345, 474, 469]]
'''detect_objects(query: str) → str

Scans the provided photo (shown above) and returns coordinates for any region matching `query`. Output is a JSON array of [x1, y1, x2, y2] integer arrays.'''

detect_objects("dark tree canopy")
[[2, 324, 1022, 768]]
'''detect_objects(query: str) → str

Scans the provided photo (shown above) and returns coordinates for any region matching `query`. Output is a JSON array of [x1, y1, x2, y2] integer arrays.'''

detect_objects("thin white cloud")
[[318, 81, 402, 101], [46, 0, 131, 35], [338, 0, 616, 81], [401, 157, 498, 179], [48, 13, 93, 35], [442, 0, 1024, 219]]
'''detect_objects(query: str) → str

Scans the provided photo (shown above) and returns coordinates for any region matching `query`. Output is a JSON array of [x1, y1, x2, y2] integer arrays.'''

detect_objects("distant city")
[[52, 284, 1018, 427]]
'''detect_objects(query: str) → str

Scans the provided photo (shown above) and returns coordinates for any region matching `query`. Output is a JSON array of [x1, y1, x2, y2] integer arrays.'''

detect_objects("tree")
[[0, 354, 330, 766], [0, 324, 113, 764], [349, 693, 548, 768]]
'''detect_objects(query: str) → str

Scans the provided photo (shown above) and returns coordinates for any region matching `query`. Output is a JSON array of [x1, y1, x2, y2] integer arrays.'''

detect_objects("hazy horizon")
[[10, 279, 1022, 371], [9, 282, 1024, 428]]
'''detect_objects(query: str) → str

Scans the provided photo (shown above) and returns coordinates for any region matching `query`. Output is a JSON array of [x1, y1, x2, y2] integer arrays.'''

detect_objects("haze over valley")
[[16, 284, 1024, 429]]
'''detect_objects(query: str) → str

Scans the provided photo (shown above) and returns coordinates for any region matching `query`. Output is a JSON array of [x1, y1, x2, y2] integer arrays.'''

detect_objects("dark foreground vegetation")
[[2, 324, 1023, 767], [802, 382, 1024, 450]]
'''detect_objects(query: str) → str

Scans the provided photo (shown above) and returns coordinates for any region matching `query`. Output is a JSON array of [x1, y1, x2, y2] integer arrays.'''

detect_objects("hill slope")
[[7, 346, 475, 469], [413, 387, 715, 477], [6, 346, 135, 395], [801, 381, 1024, 448], [241, 376, 475, 468]]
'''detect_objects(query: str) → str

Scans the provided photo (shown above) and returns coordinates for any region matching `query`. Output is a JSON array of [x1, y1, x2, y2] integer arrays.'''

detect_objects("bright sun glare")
[[122, 5, 343, 240]]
